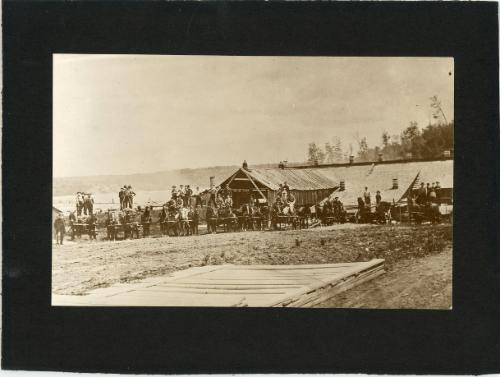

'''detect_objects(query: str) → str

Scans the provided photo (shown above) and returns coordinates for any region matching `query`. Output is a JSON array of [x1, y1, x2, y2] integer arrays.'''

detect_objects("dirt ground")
[[52, 223, 452, 309]]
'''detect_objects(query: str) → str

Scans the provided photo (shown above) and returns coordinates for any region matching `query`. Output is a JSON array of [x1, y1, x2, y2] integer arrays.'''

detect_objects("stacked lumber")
[[52, 259, 385, 307], [271, 259, 385, 307]]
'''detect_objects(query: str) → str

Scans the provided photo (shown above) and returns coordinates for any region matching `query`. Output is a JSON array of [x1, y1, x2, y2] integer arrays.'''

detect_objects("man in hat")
[[363, 187, 371, 206], [119, 186, 127, 210], [54, 213, 66, 245], [184, 185, 193, 207], [417, 182, 427, 205], [179, 185, 185, 203], [283, 181, 290, 193], [376, 190, 382, 207], [277, 183, 284, 198], [141, 206, 152, 237], [175, 194, 184, 209], [171, 185, 176, 197], [219, 184, 229, 200], [83, 193, 94, 216], [126, 185, 136, 209], [194, 186, 202, 206], [435, 181, 441, 201], [76, 192, 84, 216], [208, 185, 218, 207], [159, 205, 168, 235]]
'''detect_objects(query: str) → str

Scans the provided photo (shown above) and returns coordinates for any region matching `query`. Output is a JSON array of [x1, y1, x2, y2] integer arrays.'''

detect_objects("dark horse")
[[205, 206, 218, 234], [218, 206, 238, 232], [296, 205, 311, 229]]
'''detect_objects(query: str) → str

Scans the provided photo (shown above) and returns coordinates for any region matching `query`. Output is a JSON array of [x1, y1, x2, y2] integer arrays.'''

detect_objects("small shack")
[[218, 166, 338, 207]]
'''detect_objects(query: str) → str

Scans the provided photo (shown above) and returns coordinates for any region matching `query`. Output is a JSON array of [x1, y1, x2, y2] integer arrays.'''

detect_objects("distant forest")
[[306, 96, 454, 164]]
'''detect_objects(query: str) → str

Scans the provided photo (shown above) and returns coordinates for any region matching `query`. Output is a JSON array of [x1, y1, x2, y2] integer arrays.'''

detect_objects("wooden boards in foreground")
[[52, 259, 385, 307]]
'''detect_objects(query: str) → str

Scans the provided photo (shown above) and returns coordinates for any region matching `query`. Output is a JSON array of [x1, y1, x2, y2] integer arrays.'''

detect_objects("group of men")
[[415, 182, 441, 205], [75, 192, 94, 216], [118, 185, 136, 210], [273, 182, 296, 213], [170, 184, 203, 208], [361, 187, 383, 207], [323, 196, 345, 215], [207, 184, 233, 208]]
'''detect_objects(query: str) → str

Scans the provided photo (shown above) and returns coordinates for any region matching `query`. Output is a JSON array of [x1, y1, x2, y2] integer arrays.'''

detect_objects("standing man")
[[425, 183, 431, 203], [417, 182, 427, 205], [141, 206, 152, 237], [363, 187, 371, 206], [428, 187, 437, 203], [283, 181, 290, 193], [277, 184, 284, 198], [185, 185, 193, 207], [176, 194, 184, 209], [219, 184, 229, 200], [435, 181, 441, 201], [76, 192, 84, 216], [54, 213, 66, 245], [171, 185, 178, 199], [83, 193, 94, 215], [195, 186, 202, 206], [119, 186, 127, 210], [179, 185, 185, 204], [126, 185, 136, 209], [375, 190, 382, 207], [208, 185, 218, 207]]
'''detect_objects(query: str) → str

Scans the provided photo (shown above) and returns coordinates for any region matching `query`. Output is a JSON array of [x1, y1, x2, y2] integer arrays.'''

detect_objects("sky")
[[53, 55, 453, 177]]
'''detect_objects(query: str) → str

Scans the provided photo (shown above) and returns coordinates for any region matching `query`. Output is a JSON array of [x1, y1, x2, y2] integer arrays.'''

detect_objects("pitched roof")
[[217, 159, 453, 205], [244, 168, 339, 191], [321, 159, 453, 206], [407, 160, 454, 189]]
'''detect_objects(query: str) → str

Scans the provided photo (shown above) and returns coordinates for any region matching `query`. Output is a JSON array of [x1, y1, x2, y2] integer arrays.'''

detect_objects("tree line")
[[307, 96, 453, 164]]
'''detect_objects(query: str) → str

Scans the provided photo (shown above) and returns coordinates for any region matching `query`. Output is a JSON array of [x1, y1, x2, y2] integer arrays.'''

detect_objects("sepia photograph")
[[52, 55, 454, 308]]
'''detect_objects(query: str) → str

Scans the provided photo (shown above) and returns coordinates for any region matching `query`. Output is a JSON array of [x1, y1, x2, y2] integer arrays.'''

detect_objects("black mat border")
[[3, 1, 499, 374]]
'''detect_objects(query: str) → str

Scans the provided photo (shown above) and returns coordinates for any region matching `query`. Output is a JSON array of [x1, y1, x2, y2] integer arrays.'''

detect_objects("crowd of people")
[[169, 185, 203, 208], [118, 185, 136, 210], [273, 181, 296, 214], [75, 192, 94, 216], [414, 181, 442, 205], [206, 184, 233, 209]]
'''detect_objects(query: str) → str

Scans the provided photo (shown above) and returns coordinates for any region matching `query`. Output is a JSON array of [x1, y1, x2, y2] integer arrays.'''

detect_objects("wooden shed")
[[218, 167, 338, 207]]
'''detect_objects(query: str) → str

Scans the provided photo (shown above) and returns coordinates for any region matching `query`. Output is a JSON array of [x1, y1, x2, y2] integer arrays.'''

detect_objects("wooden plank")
[[53, 260, 386, 307]]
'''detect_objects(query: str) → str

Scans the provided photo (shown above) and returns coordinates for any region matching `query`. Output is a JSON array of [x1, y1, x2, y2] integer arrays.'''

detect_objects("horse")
[[105, 211, 119, 240], [296, 206, 311, 229], [374, 201, 393, 224], [190, 207, 200, 235], [165, 208, 180, 236], [86, 214, 98, 240], [122, 211, 141, 239], [236, 204, 254, 231], [206, 206, 218, 234], [218, 206, 238, 232]]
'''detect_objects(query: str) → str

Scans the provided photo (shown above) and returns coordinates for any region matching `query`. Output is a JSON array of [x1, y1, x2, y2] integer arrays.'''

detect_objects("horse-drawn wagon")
[[71, 221, 98, 240], [105, 208, 143, 241]]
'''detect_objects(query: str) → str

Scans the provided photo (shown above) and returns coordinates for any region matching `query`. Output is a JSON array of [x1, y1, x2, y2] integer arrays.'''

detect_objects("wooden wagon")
[[107, 222, 143, 241], [71, 222, 97, 240]]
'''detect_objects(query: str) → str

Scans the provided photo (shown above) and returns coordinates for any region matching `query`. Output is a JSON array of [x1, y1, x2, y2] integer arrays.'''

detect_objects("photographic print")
[[52, 55, 453, 308]]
